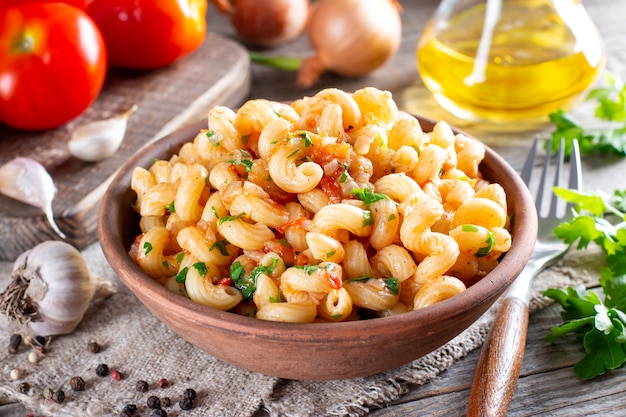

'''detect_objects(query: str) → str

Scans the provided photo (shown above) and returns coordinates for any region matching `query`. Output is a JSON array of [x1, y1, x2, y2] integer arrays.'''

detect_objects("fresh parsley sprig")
[[544, 187, 626, 379], [549, 72, 626, 157]]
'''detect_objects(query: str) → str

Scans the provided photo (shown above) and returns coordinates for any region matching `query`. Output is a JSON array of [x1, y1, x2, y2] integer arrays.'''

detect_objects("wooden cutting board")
[[0, 32, 251, 261]]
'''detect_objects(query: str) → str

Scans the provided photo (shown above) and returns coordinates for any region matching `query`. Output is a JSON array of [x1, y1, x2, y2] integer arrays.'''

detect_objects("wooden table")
[[237, 0, 626, 415], [2, 0, 626, 415]]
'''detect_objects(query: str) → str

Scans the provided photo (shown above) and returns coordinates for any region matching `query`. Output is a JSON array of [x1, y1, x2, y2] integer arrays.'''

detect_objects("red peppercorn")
[[158, 378, 169, 388], [111, 369, 123, 381]]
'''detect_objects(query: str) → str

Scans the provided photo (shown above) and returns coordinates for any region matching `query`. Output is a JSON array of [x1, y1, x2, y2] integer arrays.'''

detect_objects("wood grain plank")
[[0, 32, 251, 261]]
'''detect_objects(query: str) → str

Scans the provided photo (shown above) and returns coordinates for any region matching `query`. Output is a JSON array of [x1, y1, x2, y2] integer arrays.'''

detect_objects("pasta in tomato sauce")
[[128, 87, 512, 323]]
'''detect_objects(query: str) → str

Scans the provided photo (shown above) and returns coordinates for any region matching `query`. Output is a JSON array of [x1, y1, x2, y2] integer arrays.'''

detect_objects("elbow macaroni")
[[129, 87, 513, 323]]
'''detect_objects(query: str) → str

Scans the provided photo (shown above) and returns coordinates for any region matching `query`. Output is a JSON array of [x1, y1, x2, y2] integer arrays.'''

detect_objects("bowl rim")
[[98, 116, 538, 339]]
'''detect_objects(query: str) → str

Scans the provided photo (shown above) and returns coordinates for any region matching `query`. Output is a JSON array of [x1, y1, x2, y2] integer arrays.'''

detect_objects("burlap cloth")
[[0, 242, 602, 417]]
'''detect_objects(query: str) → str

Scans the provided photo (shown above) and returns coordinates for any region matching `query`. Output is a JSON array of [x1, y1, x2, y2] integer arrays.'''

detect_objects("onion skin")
[[216, 0, 310, 47], [298, 0, 402, 87]]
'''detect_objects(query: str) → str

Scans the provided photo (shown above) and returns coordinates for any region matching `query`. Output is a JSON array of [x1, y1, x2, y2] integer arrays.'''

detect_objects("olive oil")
[[417, 0, 606, 124]]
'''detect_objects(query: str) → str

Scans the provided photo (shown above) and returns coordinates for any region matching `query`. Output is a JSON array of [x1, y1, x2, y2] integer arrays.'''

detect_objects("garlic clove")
[[68, 105, 138, 162], [0, 157, 66, 239]]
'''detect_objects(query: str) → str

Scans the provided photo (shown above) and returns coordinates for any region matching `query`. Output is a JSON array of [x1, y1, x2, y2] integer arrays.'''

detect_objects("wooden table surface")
[[237, 0, 626, 416], [2, 0, 626, 416]]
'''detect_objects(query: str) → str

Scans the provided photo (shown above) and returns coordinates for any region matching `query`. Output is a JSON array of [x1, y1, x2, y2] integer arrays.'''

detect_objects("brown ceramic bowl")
[[98, 116, 537, 381]]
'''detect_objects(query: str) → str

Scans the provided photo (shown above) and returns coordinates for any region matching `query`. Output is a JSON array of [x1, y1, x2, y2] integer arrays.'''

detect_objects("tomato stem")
[[14, 32, 35, 53]]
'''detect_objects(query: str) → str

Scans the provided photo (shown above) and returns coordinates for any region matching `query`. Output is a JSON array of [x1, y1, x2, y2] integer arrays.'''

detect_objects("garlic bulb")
[[0, 157, 65, 239], [68, 105, 138, 162], [0, 241, 115, 337]]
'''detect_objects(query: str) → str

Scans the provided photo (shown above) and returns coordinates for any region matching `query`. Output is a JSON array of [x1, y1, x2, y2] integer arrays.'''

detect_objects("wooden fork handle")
[[467, 297, 530, 417]]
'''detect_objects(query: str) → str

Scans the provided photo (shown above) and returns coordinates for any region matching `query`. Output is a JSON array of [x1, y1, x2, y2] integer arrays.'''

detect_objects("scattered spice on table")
[[136, 380, 149, 392], [51, 389, 65, 404], [150, 409, 167, 417], [17, 382, 29, 393], [87, 341, 101, 353], [95, 363, 109, 377], [158, 377, 169, 388], [70, 376, 85, 391], [111, 369, 123, 381], [146, 395, 161, 409], [8, 333, 21, 354], [120, 403, 137, 416]]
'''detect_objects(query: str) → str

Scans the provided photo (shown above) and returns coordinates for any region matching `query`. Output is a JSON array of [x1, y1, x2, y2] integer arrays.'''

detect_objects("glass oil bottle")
[[416, 0, 606, 126]]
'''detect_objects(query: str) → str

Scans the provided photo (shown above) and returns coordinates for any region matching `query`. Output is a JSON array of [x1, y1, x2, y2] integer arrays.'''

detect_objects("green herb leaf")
[[548, 72, 626, 157], [193, 262, 207, 278], [230, 259, 279, 300], [351, 187, 389, 206], [544, 186, 626, 379], [218, 212, 245, 225], [176, 267, 189, 283]]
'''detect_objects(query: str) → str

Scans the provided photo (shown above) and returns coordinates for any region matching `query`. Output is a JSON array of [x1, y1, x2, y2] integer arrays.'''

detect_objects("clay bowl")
[[98, 115, 537, 381]]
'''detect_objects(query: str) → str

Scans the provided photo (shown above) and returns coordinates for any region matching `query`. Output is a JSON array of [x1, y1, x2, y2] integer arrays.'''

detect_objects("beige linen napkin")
[[0, 242, 600, 417]]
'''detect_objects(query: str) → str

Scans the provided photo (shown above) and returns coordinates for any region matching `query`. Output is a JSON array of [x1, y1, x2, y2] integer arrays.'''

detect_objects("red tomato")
[[0, 3, 107, 131], [0, 0, 89, 9], [87, 0, 207, 70]]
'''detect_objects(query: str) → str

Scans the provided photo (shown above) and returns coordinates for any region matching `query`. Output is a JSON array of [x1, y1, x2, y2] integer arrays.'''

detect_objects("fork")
[[467, 137, 582, 417]]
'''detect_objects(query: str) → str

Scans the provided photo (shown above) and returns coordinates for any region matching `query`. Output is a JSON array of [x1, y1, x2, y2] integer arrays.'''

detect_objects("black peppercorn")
[[8, 334, 22, 354], [136, 380, 149, 392], [162, 397, 171, 407], [70, 376, 86, 391], [178, 397, 194, 410], [146, 395, 161, 409], [150, 409, 167, 417], [52, 389, 65, 404], [95, 363, 109, 377], [120, 404, 137, 416], [87, 341, 101, 354], [17, 382, 29, 394], [183, 388, 197, 401]]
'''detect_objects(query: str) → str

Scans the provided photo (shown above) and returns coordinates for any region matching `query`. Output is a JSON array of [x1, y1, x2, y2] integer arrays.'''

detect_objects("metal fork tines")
[[467, 138, 582, 417]]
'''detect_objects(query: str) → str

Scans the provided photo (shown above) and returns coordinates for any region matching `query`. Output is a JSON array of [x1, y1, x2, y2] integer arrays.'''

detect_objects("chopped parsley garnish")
[[143, 241, 153, 255], [286, 148, 300, 159], [176, 267, 189, 283], [476, 231, 496, 257], [383, 277, 399, 295], [210, 239, 230, 256], [166, 201, 176, 213], [347, 276, 399, 295], [218, 212, 245, 225], [363, 210, 373, 227], [228, 150, 254, 172], [230, 258, 279, 300], [338, 163, 349, 183], [193, 262, 208, 277], [295, 264, 321, 275], [351, 187, 389, 206], [462, 224, 479, 232], [298, 131, 313, 147]]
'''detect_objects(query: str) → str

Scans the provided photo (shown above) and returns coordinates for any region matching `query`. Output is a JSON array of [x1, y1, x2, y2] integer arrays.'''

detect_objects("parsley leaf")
[[351, 187, 389, 206], [548, 72, 626, 157], [545, 187, 626, 379], [230, 259, 278, 300]]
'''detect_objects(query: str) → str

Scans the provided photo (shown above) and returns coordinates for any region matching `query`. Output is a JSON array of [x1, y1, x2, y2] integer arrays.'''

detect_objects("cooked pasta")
[[128, 87, 513, 323]]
